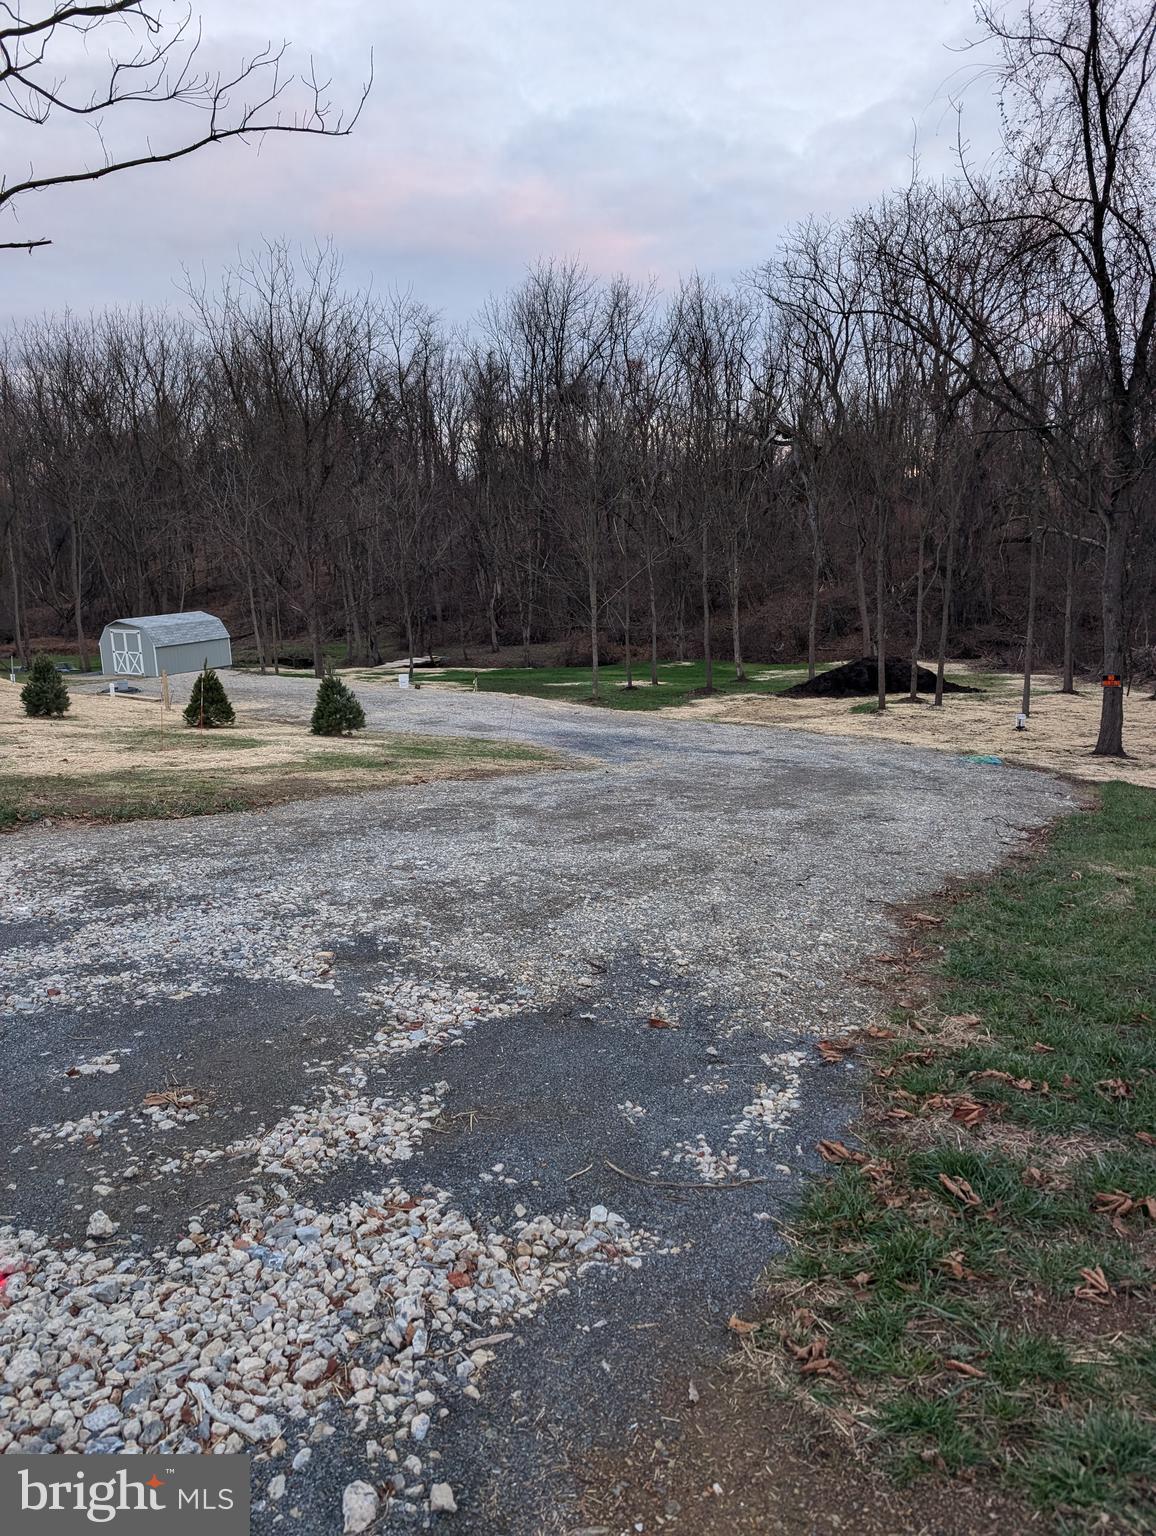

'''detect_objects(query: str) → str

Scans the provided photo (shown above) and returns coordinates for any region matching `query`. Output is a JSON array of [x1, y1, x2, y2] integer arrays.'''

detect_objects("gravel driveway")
[[0, 679, 1076, 1533]]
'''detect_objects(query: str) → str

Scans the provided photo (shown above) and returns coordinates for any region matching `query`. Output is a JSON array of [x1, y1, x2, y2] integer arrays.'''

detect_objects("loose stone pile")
[[214, 1084, 448, 1179], [352, 979, 529, 1058], [731, 1049, 805, 1149], [662, 1135, 745, 1181], [655, 1049, 805, 1182], [0, 1189, 647, 1513]]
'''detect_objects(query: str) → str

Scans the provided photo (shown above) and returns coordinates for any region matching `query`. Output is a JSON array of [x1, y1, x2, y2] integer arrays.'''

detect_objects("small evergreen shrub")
[[21, 655, 70, 717], [183, 666, 235, 728], [311, 672, 366, 736]]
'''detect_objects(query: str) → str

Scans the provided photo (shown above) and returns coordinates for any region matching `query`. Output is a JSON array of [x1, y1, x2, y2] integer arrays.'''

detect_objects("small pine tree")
[[21, 654, 70, 718], [311, 672, 366, 736], [183, 665, 235, 728]]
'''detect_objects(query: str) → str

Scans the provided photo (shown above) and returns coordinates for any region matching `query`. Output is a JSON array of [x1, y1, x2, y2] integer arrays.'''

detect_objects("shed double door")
[[110, 629, 145, 674]]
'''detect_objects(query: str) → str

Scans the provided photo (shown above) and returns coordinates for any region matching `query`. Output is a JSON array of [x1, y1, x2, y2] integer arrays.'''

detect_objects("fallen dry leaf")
[[375, 1197, 419, 1214], [816, 1139, 867, 1165], [142, 1087, 202, 1109], [727, 1314, 758, 1336], [1093, 1191, 1136, 1219], [942, 1014, 983, 1029], [945, 1359, 986, 1379], [908, 913, 944, 927], [1093, 1190, 1156, 1222], [647, 1016, 673, 1029], [1096, 1078, 1133, 1099], [938, 1173, 982, 1207], [800, 1355, 841, 1375], [951, 1100, 986, 1128], [939, 1250, 967, 1279], [816, 1038, 855, 1063], [785, 1335, 842, 1375], [1074, 1265, 1113, 1302]]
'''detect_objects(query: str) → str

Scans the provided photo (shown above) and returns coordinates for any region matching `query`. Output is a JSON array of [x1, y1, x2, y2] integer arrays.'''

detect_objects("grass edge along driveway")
[[748, 781, 1156, 1534]]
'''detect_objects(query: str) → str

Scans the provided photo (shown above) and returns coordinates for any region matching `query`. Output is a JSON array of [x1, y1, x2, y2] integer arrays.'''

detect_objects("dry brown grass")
[[0, 681, 560, 826], [675, 670, 1156, 789]]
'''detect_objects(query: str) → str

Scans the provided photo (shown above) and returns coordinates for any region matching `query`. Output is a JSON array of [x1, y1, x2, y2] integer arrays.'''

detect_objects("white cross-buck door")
[[110, 629, 145, 675]]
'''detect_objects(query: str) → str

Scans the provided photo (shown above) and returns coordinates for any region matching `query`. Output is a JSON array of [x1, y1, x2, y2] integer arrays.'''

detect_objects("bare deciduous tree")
[[1, 0, 370, 250]]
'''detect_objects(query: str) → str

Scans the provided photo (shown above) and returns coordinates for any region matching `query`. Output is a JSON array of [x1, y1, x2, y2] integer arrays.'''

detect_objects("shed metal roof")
[[105, 611, 230, 647]]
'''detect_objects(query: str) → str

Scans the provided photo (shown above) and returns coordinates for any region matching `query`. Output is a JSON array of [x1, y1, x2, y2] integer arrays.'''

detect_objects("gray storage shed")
[[98, 611, 232, 678]]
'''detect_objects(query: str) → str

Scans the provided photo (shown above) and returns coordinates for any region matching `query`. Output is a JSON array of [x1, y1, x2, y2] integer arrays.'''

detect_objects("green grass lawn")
[[421, 659, 999, 712], [423, 659, 826, 711], [757, 783, 1156, 1531], [4, 653, 100, 677]]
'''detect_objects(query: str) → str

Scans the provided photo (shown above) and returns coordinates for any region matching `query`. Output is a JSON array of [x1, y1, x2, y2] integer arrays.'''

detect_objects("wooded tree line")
[[2, 0, 1155, 754]]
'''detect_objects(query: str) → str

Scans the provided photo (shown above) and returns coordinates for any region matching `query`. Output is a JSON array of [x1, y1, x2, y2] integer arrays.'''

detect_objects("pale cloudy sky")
[[1, 0, 1002, 324]]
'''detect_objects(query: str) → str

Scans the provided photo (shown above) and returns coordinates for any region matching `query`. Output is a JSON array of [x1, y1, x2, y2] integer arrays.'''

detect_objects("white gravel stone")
[[342, 1480, 379, 1534], [429, 1481, 458, 1513], [83, 1402, 121, 1435], [85, 1210, 118, 1239]]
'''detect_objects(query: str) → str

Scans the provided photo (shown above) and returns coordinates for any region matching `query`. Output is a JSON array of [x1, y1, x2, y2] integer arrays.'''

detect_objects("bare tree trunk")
[[70, 509, 89, 672], [908, 522, 926, 702], [875, 503, 887, 711], [807, 543, 820, 681], [855, 538, 872, 657], [701, 520, 713, 694], [1093, 510, 1128, 757], [310, 583, 325, 679], [247, 568, 266, 674], [622, 542, 634, 690], [488, 581, 500, 653], [647, 558, 659, 686], [7, 521, 29, 670], [343, 569, 363, 668], [271, 598, 282, 677], [588, 562, 600, 699], [404, 600, 416, 684], [1021, 522, 1037, 719], [730, 548, 745, 681], [1061, 534, 1076, 694], [934, 504, 957, 708]]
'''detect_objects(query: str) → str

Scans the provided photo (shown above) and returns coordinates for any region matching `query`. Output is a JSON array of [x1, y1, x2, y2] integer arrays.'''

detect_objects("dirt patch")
[[676, 670, 1156, 789], [575, 1364, 1041, 1536], [783, 657, 975, 698]]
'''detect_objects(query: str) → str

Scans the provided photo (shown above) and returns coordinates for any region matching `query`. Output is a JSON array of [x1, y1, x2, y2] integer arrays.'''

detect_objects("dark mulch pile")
[[783, 658, 978, 698]]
